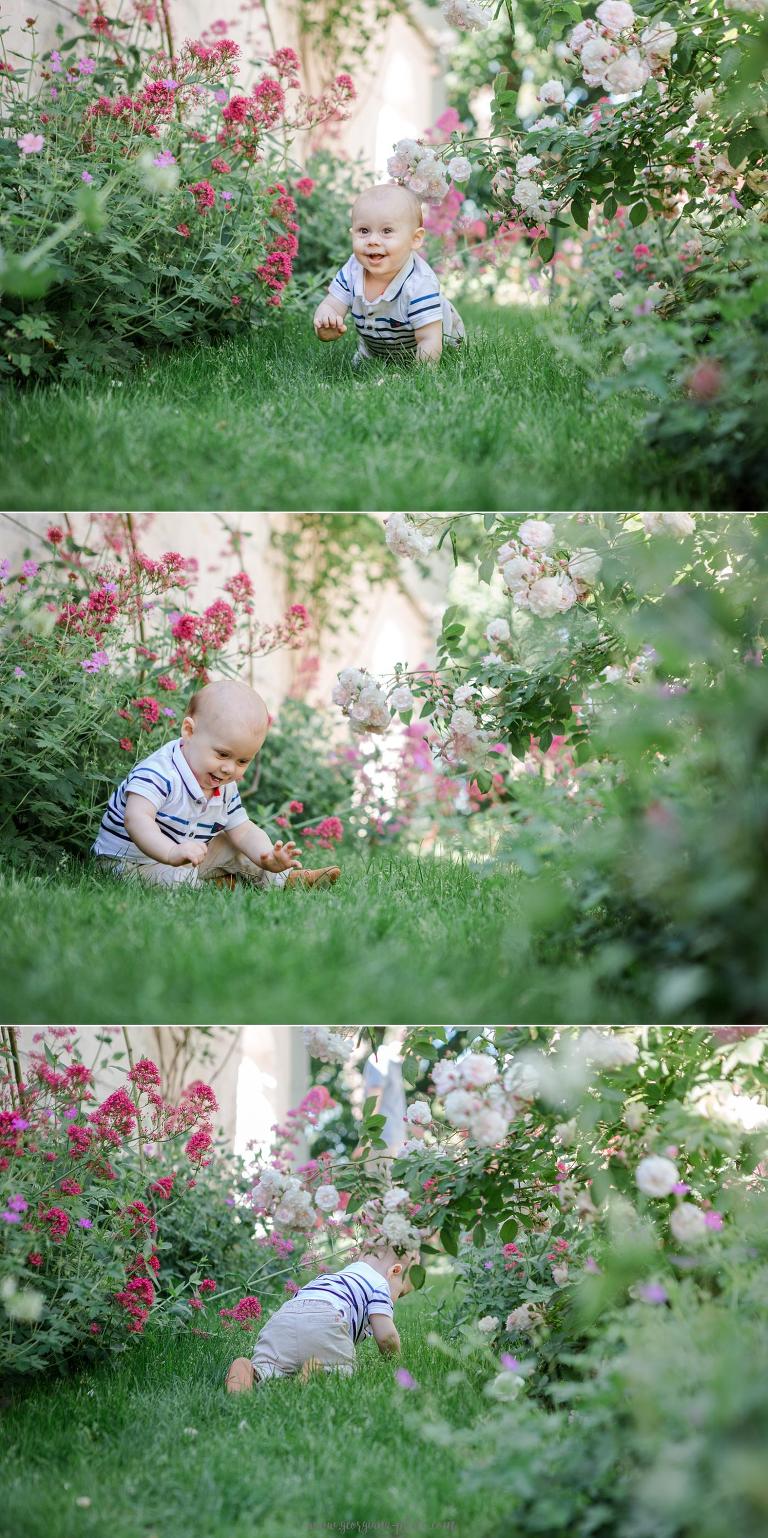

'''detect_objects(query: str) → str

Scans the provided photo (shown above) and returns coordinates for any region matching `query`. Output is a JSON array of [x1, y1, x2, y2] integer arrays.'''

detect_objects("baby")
[[91, 678, 340, 890], [225, 1245, 419, 1391], [313, 182, 465, 365]]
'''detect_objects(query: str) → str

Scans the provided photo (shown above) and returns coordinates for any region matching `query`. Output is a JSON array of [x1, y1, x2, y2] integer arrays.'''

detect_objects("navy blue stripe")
[[172, 743, 204, 800], [128, 767, 172, 794], [161, 812, 190, 825], [336, 270, 350, 290], [409, 302, 442, 316], [98, 824, 132, 844], [128, 774, 168, 800], [409, 293, 440, 307], [390, 259, 415, 301]]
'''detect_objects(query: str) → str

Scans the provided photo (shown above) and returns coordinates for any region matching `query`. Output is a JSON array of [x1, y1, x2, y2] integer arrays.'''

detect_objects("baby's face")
[[181, 712, 266, 797], [351, 198, 423, 281]]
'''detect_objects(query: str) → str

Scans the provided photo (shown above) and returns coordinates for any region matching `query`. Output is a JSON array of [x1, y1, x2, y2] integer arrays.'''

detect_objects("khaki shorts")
[[250, 1297, 356, 1381], [93, 845, 287, 890]]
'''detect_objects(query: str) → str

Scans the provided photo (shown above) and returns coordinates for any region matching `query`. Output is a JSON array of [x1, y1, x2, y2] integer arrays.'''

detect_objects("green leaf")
[[538, 237, 555, 264], [409, 1263, 426, 1291], [571, 199, 590, 231], [475, 769, 492, 793], [441, 1226, 459, 1257], [630, 202, 648, 226], [500, 1217, 519, 1243], [362, 1095, 378, 1118]]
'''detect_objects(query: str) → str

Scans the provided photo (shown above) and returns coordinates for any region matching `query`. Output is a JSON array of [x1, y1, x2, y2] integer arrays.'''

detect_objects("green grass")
[[1, 304, 713, 512], [0, 853, 652, 1024], [0, 1273, 509, 1538]]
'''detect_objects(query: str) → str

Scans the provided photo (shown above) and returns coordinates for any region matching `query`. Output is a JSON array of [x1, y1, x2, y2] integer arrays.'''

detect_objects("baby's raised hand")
[[173, 838, 208, 867], [258, 840, 302, 874], [314, 304, 347, 341]]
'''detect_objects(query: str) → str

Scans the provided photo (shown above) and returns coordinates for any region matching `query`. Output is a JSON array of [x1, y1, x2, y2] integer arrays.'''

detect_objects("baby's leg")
[[225, 1357, 256, 1393], [196, 830, 283, 889]]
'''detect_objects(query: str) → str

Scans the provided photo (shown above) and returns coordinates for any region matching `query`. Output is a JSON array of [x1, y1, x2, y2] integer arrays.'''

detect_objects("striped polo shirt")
[[91, 736, 249, 862], [297, 1261, 394, 1344], [329, 252, 460, 359]]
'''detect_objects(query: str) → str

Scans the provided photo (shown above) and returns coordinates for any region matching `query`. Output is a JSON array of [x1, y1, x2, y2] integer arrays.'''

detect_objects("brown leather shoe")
[[225, 1357, 256, 1393], [285, 866, 341, 890]]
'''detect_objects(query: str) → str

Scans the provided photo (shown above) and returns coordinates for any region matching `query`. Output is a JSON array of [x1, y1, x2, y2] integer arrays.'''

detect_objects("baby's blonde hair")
[[351, 183, 423, 231]]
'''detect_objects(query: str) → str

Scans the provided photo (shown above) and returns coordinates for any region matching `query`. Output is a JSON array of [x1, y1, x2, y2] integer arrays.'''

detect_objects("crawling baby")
[[313, 182, 465, 365]]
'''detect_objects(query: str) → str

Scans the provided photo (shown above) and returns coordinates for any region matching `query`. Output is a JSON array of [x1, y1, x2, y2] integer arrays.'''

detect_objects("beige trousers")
[[250, 1297, 356, 1380], [94, 830, 287, 889]]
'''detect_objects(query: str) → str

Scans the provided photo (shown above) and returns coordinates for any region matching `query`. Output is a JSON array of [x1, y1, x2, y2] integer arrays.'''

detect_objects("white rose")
[[624, 1102, 648, 1131], [669, 1203, 708, 1245], [495, 538, 520, 566], [554, 1118, 578, 1147], [516, 154, 541, 177], [569, 20, 598, 50], [693, 89, 715, 116], [390, 684, 415, 712], [458, 1052, 499, 1089], [485, 618, 511, 646], [663, 512, 695, 536], [2, 1286, 45, 1322], [603, 48, 650, 95], [581, 1029, 639, 1068], [406, 1099, 432, 1126], [486, 1370, 525, 1400], [551, 1263, 569, 1285], [641, 18, 677, 62], [567, 548, 602, 585], [506, 1304, 538, 1332], [382, 1186, 410, 1211], [381, 1211, 421, 1247], [646, 282, 668, 307], [513, 178, 546, 217], [609, 292, 626, 311], [518, 518, 556, 550], [528, 574, 578, 618], [441, 0, 491, 30], [444, 1088, 482, 1126], [580, 36, 619, 75], [394, 138, 421, 161], [635, 1154, 680, 1197], [432, 1059, 463, 1095], [501, 555, 538, 594], [596, 1, 635, 31], [453, 684, 476, 706], [539, 79, 565, 105], [503, 1060, 540, 1101], [476, 1315, 499, 1332], [314, 1184, 340, 1212], [448, 155, 472, 182], [470, 1107, 509, 1145], [623, 341, 649, 368], [385, 512, 434, 559]]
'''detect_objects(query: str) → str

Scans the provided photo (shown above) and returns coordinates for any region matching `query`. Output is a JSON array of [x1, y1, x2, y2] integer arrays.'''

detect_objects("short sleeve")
[[223, 785, 249, 831], [125, 762, 173, 811], [406, 268, 443, 330], [367, 1291, 394, 1320], [328, 256, 355, 306]]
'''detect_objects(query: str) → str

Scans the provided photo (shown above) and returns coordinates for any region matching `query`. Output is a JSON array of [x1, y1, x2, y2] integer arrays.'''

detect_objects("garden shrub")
[[0, 13, 355, 382]]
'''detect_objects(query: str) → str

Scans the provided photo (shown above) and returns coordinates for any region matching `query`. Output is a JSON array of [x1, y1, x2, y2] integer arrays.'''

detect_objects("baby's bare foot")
[[286, 866, 340, 890], [225, 1357, 255, 1393], [300, 1357, 324, 1382]]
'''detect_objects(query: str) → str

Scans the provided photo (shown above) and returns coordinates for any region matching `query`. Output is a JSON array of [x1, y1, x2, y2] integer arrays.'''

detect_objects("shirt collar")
[[172, 739, 206, 803], [356, 255, 415, 306]]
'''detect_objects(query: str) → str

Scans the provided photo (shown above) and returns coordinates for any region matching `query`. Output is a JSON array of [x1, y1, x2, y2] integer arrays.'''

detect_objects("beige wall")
[[3, 0, 448, 175]]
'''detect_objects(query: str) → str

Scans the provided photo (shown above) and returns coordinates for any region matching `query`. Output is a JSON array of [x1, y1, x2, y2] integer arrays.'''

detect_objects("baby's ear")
[[412, 226, 426, 250]]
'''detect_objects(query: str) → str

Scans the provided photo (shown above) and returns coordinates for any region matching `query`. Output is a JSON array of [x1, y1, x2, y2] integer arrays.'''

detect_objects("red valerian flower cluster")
[[256, 183, 298, 308], [219, 1294, 262, 1327]]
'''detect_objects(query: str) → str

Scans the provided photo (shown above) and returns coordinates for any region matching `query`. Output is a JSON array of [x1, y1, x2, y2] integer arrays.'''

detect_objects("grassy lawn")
[[0, 853, 652, 1025], [1, 303, 712, 513], [0, 1271, 508, 1538]]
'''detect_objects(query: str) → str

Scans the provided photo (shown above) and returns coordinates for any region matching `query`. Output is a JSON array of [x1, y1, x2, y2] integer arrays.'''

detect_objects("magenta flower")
[[637, 1283, 668, 1305], [14, 667, 25, 678], [81, 170, 94, 183], [704, 1211, 724, 1230], [78, 1218, 93, 1229], [11, 1115, 30, 1130], [81, 650, 110, 672], [153, 150, 177, 167], [672, 1182, 690, 1195], [2, 1211, 22, 1223], [50, 49, 62, 72], [0, 559, 10, 581], [7, 1195, 28, 1212], [21, 559, 39, 577], [500, 1354, 522, 1373], [395, 1369, 418, 1390], [161, 706, 176, 718], [77, 57, 96, 74]]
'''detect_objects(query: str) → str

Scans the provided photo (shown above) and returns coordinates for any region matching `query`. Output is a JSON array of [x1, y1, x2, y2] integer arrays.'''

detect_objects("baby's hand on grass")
[[259, 840, 302, 874], [314, 305, 347, 341], [173, 838, 208, 867]]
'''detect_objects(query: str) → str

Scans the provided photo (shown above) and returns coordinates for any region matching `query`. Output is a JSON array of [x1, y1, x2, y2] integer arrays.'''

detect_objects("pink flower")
[[704, 1211, 724, 1230], [296, 177, 314, 196], [289, 800, 304, 814], [21, 559, 39, 578], [199, 1278, 217, 1293], [176, 223, 191, 238], [41, 1206, 70, 1241], [78, 57, 96, 74], [119, 737, 134, 752], [185, 1127, 213, 1163], [395, 1368, 418, 1389], [17, 133, 45, 154], [129, 1057, 162, 1090]]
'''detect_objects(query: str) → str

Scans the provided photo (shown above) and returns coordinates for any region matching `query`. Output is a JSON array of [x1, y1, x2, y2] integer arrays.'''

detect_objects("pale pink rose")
[[603, 49, 650, 95], [518, 518, 556, 550], [527, 574, 577, 618], [595, 1, 635, 34]]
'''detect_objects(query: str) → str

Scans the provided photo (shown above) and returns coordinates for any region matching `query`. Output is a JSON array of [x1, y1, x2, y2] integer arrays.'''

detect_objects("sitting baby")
[[313, 182, 464, 365]]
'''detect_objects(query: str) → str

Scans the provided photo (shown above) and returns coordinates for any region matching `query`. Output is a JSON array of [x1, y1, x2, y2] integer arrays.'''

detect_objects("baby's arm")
[[314, 293, 348, 341], [123, 792, 205, 866], [370, 1315, 401, 1356], [413, 319, 443, 363], [227, 818, 302, 873]]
